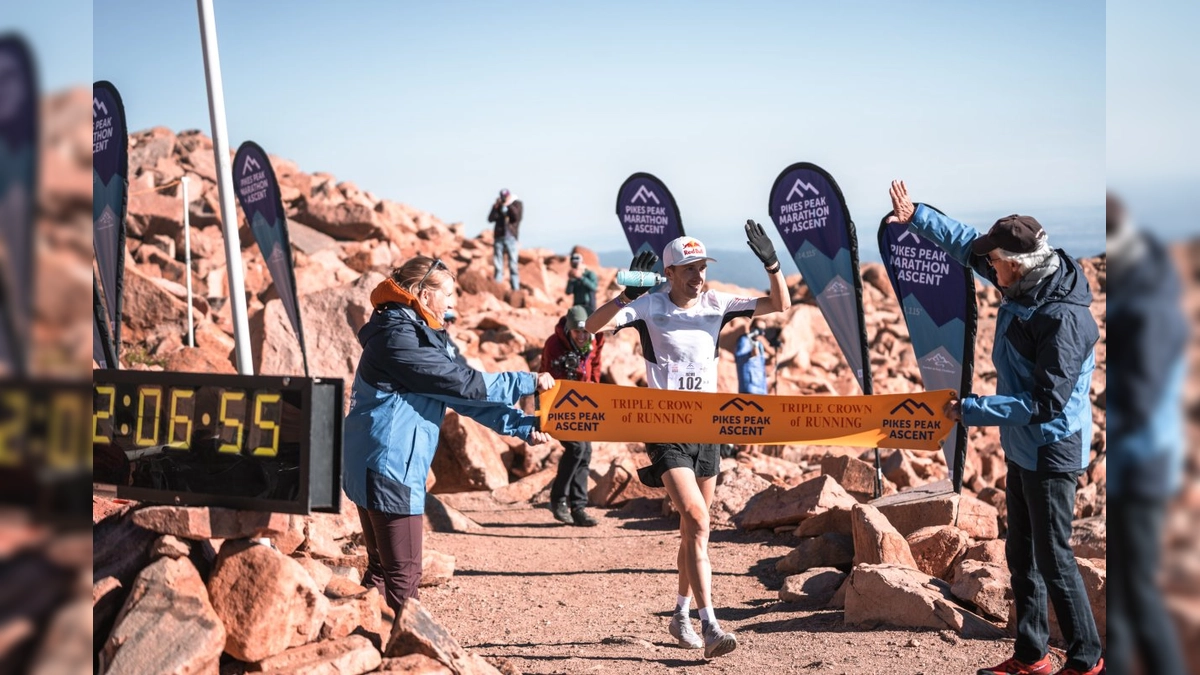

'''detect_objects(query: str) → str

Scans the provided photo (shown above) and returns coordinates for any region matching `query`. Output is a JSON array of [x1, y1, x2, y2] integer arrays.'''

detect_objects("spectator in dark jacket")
[[1105, 191, 1188, 675], [541, 305, 604, 526], [343, 256, 554, 611], [889, 180, 1103, 675], [488, 188, 523, 291], [566, 249, 599, 313]]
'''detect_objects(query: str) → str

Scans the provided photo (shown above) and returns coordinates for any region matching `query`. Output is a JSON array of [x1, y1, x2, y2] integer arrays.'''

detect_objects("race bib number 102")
[[667, 361, 715, 392]]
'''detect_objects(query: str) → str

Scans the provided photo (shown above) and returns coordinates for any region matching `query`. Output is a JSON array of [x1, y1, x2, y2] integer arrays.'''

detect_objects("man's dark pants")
[[551, 440, 592, 510], [1005, 461, 1102, 671], [1108, 496, 1187, 675]]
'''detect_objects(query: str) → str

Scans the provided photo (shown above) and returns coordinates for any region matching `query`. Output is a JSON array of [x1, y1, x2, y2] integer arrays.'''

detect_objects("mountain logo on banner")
[[920, 350, 957, 374], [242, 155, 262, 175], [266, 241, 288, 267], [555, 389, 600, 409], [720, 397, 765, 412], [631, 186, 660, 204], [897, 228, 921, 244], [96, 205, 117, 231], [786, 178, 819, 201], [824, 277, 853, 298], [890, 398, 934, 416], [92, 97, 108, 116]]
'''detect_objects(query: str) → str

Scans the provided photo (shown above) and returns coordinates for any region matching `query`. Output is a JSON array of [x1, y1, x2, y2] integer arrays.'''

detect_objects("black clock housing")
[[92, 370, 342, 515]]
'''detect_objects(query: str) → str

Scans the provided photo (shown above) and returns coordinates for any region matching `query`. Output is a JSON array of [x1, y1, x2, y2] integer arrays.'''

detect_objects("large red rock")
[[735, 475, 858, 530], [322, 588, 382, 640], [850, 503, 918, 570], [906, 525, 970, 580], [429, 411, 511, 493], [251, 271, 382, 380], [844, 563, 1005, 639], [950, 559, 1012, 621], [870, 479, 958, 537], [794, 506, 853, 537], [820, 453, 895, 501], [253, 634, 382, 675], [294, 200, 390, 241], [383, 598, 473, 672], [711, 466, 773, 526], [956, 494, 1000, 540], [779, 568, 846, 608], [130, 505, 290, 540], [776, 533, 854, 575], [100, 557, 225, 674], [420, 550, 456, 588], [121, 264, 189, 345], [207, 540, 330, 662]]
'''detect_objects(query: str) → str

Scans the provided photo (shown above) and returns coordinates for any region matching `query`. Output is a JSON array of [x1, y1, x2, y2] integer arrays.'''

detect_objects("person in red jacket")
[[541, 305, 604, 526]]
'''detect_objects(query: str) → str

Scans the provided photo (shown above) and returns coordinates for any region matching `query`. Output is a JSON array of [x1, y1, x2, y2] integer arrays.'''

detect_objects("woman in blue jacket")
[[344, 256, 554, 611]]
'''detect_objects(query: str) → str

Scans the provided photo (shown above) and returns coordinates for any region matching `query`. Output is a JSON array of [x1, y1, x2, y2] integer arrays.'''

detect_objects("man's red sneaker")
[[1053, 657, 1105, 675], [977, 655, 1055, 675]]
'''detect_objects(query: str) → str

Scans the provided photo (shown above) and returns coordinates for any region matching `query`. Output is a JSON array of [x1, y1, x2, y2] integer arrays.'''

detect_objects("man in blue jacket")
[[889, 181, 1103, 675]]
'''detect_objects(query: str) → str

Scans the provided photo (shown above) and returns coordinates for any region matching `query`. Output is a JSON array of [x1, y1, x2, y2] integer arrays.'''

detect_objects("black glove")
[[745, 219, 779, 270], [622, 250, 659, 299]]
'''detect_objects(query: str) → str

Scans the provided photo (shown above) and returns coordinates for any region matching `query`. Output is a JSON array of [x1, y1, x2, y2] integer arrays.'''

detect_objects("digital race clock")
[[92, 370, 343, 515]]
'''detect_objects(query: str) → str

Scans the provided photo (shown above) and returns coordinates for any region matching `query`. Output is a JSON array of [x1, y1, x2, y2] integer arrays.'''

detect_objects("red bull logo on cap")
[[682, 239, 704, 255]]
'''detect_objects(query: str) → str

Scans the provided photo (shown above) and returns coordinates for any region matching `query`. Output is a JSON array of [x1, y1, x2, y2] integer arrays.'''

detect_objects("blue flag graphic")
[[233, 141, 308, 376], [615, 173, 683, 271], [0, 36, 37, 373], [768, 162, 871, 394], [92, 80, 129, 369], [878, 208, 976, 492]]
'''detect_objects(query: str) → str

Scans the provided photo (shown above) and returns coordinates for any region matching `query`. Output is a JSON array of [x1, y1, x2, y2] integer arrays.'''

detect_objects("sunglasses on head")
[[418, 258, 446, 291]]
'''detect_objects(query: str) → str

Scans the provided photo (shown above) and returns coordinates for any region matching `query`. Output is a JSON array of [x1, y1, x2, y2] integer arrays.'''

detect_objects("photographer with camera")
[[488, 188, 523, 291], [541, 305, 605, 526], [735, 318, 771, 396], [565, 248, 599, 313]]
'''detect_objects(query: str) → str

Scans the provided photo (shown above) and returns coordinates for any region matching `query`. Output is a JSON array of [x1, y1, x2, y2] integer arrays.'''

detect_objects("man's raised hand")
[[887, 180, 915, 224]]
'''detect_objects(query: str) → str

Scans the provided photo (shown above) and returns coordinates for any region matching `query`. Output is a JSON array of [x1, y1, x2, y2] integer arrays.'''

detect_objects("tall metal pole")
[[182, 175, 195, 348], [196, 0, 253, 374]]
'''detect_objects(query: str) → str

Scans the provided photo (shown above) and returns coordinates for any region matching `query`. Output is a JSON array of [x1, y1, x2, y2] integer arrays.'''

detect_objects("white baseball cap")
[[662, 236, 717, 268]]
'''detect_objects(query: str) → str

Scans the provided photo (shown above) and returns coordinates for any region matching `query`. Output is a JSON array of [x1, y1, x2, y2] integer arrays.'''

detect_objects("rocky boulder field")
[[61, 120, 1194, 673]]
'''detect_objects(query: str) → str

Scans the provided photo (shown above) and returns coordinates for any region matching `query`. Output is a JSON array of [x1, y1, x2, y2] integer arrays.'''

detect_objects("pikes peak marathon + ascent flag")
[[92, 80, 129, 370], [0, 36, 36, 372], [232, 141, 309, 376], [615, 172, 683, 273], [536, 381, 954, 451], [767, 162, 871, 395], [878, 208, 976, 492]]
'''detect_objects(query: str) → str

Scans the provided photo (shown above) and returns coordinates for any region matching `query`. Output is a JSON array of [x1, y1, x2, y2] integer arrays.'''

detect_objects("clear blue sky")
[[1106, 0, 1200, 240], [88, 2, 1113, 260]]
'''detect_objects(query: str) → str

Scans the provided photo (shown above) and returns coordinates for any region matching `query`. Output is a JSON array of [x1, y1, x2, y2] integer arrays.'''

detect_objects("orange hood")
[[370, 277, 443, 330]]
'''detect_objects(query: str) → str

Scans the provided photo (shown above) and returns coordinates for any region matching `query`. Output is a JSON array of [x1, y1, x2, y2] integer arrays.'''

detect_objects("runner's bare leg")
[[663, 468, 715, 609]]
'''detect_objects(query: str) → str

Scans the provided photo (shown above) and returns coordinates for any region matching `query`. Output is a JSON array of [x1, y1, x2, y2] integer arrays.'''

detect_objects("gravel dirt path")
[[420, 499, 1032, 675]]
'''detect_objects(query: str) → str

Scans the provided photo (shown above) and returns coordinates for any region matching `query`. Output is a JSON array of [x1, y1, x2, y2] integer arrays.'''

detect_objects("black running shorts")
[[636, 443, 721, 488]]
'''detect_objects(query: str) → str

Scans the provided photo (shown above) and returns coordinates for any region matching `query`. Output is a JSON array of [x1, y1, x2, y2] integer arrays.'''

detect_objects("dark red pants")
[[357, 506, 424, 612]]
